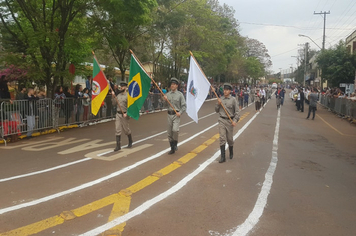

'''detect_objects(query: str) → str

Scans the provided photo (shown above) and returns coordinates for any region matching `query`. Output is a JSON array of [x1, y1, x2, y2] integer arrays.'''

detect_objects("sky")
[[218, 0, 356, 75]]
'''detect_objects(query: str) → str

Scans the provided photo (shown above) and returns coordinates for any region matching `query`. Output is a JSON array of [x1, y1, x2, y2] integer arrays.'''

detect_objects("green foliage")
[[91, 0, 158, 80], [0, 0, 92, 97], [0, 0, 274, 94], [268, 78, 282, 84], [316, 42, 356, 87], [245, 57, 264, 79]]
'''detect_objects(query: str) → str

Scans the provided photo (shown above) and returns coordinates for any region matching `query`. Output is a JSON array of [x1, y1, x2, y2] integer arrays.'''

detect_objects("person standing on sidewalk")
[[255, 88, 261, 112], [280, 87, 286, 105], [82, 88, 90, 121], [300, 88, 305, 112], [275, 87, 282, 109], [306, 88, 318, 120], [24, 88, 39, 138], [243, 88, 249, 107], [163, 77, 186, 155], [112, 81, 133, 151], [74, 84, 83, 123], [215, 83, 240, 163], [260, 86, 266, 106], [238, 87, 244, 110]]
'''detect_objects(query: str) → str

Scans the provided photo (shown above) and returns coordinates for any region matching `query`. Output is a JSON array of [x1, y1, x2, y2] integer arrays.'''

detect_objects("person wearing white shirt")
[[260, 87, 266, 106]]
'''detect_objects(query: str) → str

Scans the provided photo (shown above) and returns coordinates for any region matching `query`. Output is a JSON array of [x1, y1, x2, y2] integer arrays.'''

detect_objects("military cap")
[[119, 80, 128, 86], [170, 77, 179, 84], [223, 83, 232, 90]]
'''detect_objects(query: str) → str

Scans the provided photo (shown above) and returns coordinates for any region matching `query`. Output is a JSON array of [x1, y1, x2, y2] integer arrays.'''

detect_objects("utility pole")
[[290, 64, 294, 85], [304, 42, 309, 87], [314, 11, 330, 88], [314, 11, 330, 50]]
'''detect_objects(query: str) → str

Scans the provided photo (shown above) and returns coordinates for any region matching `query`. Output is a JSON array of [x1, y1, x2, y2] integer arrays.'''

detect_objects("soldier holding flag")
[[112, 81, 133, 151], [215, 83, 240, 163], [164, 77, 186, 155]]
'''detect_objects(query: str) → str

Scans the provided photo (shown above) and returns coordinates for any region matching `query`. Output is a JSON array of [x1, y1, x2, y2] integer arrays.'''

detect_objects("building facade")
[[346, 29, 356, 54]]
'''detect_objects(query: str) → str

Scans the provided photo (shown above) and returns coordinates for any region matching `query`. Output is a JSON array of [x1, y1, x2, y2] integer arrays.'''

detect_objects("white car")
[[271, 83, 277, 89]]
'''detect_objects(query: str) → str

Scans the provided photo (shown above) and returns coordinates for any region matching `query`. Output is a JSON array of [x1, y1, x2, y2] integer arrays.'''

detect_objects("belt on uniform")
[[117, 111, 126, 114], [220, 116, 234, 120], [167, 110, 178, 115]]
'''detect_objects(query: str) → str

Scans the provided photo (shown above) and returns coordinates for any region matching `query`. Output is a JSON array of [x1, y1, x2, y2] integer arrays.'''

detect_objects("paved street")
[[1, 93, 356, 236]]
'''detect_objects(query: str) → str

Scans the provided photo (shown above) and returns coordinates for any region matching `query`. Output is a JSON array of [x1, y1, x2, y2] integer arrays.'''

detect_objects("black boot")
[[114, 135, 121, 152], [219, 145, 226, 163], [174, 140, 178, 151], [229, 146, 233, 159], [168, 141, 175, 155], [127, 134, 133, 148]]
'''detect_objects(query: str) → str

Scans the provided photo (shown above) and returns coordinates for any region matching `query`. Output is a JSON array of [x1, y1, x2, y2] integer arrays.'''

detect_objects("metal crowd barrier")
[[0, 99, 54, 141], [1, 90, 260, 143], [141, 93, 168, 113], [320, 95, 356, 120], [0, 94, 176, 142], [0, 96, 115, 143]]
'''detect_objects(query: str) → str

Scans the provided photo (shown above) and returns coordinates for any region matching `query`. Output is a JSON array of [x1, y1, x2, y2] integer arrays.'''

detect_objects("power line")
[[238, 21, 352, 31], [326, 0, 356, 39], [328, 7, 356, 45], [271, 47, 299, 57], [297, 0, 323, 47]]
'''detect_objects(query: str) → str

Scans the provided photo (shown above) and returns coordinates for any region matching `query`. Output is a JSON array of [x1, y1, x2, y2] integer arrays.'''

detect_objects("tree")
[[90, 0, 157, 81], [0, 0, 92, 97], [244, 38, 272, 74], [151, 0, 244, 84], [293, 48, 318, 85], [268, 78, 282, 84], [244, 57, 264, 85], [317, 41, 356, 87]]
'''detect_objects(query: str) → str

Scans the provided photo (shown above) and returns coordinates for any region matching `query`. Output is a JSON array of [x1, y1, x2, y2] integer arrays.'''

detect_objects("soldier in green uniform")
[[215, 83, 240, 163], [112, 81, 133, 151], [163, 77, 186, 154]]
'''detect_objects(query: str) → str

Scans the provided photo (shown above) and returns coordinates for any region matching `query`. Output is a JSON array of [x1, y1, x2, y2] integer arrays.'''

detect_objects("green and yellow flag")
[[127, 55, 151, 120]]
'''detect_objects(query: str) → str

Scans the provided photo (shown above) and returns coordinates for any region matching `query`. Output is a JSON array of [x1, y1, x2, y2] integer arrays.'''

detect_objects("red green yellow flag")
[[91, 56, 109, 116]]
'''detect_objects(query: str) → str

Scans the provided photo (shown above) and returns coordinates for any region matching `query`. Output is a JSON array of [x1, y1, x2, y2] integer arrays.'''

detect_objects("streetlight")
[[291, 56, 300, 66], [299, 34, 325, 87], [298, 34, 321, 49]]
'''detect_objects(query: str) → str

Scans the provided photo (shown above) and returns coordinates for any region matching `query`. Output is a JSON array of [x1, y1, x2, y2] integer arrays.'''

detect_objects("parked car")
[[271, 83, 277, 89]]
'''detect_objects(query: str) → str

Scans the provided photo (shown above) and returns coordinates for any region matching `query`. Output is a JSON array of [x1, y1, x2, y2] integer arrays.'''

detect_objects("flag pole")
[[92, 51, 124, 115], [129, 49, 178, 114], [189, 51, 234, 124]]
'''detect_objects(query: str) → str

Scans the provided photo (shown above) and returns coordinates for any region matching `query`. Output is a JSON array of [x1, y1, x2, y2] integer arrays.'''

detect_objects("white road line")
[[0, 112, 216, 183], [0, 122, 218, 215], [97, 112, 216, 156], [0, 158, 91, 183], [232, 107, 280, 236], [79, 105, 262, 236]]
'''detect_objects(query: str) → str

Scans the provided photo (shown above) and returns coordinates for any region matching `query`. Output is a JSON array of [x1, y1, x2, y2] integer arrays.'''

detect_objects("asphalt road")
[[0, 93, 355, 236]]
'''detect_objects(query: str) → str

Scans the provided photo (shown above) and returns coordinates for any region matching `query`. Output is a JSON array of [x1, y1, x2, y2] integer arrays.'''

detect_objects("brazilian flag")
[[127, 55, 151, 120]]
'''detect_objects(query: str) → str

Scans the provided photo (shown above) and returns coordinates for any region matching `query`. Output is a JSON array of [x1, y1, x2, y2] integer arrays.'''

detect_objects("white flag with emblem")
[[186, 55, 211, 123]]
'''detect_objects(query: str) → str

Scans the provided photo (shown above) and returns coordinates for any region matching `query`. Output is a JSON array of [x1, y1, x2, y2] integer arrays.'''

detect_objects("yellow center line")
[[316, 114, 356, 137], [0, 113, 250, 236]]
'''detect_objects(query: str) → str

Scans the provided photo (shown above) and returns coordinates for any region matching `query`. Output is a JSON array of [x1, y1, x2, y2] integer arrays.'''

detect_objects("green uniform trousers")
[[218, 117, 234, 146], [167, 114, 180, 142]]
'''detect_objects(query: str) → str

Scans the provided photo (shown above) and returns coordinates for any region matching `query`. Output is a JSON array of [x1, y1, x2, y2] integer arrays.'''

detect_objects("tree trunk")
[[121, 70, 126, 82]]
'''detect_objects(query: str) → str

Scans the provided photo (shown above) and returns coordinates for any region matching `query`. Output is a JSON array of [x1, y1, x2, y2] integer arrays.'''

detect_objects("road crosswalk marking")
[[85, 144, 153, 161]]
